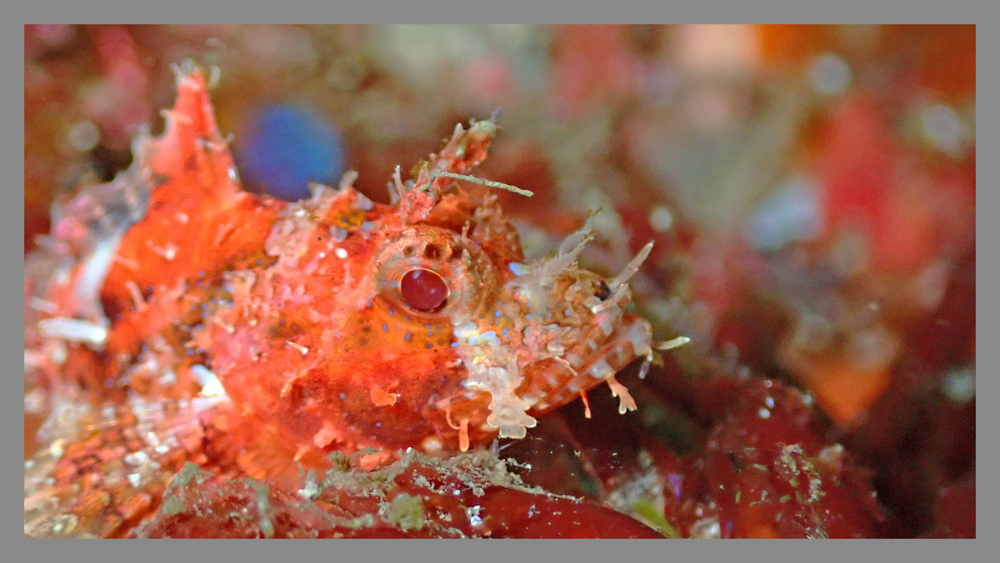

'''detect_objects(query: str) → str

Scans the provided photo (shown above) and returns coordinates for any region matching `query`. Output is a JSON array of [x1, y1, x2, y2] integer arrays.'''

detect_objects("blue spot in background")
[[235, 103, 345, 201], [747, 177, 822, 253]]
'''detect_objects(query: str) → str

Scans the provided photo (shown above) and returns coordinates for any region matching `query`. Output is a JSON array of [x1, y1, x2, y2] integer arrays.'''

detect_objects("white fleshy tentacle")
[[609, 240, 654, 291]]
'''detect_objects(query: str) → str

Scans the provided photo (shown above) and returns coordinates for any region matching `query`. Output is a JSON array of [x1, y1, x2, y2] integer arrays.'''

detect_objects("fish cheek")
[[307, 312, 457, 448], [343, 347, 464, 448]]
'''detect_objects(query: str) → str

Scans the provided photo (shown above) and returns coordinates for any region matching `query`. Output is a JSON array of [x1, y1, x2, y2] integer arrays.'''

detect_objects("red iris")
[[400, 268, 449, 312]]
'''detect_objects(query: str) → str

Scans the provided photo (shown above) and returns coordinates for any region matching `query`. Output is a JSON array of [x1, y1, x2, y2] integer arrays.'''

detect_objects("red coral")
[[134, 453, 662, 539], [690, 379, 886, 538]]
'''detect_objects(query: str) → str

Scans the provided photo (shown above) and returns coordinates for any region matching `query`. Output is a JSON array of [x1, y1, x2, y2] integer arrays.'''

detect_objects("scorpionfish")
[[24, 62, 654, 536]]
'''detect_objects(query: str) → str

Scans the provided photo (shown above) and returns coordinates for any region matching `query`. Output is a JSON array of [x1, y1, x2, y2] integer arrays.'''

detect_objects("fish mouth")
[[517, 313, 653, 416]]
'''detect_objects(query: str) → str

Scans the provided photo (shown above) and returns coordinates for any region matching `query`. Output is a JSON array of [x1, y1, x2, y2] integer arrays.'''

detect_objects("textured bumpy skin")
[[24, 63, 654, 535]]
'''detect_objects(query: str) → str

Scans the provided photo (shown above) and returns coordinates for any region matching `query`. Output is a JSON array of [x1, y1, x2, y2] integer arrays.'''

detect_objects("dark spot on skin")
[[268, 315, 305, 340], [285, 379, 308, 410], [595, 280, 612, 301]]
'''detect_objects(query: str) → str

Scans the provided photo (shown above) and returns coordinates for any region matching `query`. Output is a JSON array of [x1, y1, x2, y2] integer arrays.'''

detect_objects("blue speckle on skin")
[[450, 342, 459, 348], [375, 422, 382, 428], [501, 327, 509, 337], [494, 310, 502, 318], [425, 343, 433, 349], [388, 308, 395, 316], [405, 331, 413, 343], [355, 194, 374, 211], [509, 262, 530, 276], [382, 323, 388, 332], [339, 393, 346, 399], [329, 226, 349, 241], [234, 103, 344, 201]]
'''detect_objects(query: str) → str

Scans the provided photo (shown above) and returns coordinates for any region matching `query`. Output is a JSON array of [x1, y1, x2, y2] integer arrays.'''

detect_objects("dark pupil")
[[400, 269, 449, 312]]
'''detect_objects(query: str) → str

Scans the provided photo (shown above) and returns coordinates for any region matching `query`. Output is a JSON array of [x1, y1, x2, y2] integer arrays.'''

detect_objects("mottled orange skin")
[[197, 187, 508, 476], [25, 65, 652, 490]]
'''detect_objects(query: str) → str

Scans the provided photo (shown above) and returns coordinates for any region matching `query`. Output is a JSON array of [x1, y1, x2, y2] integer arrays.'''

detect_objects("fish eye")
[[375, 227, 499, 319], [400, 268, 449, 313]]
